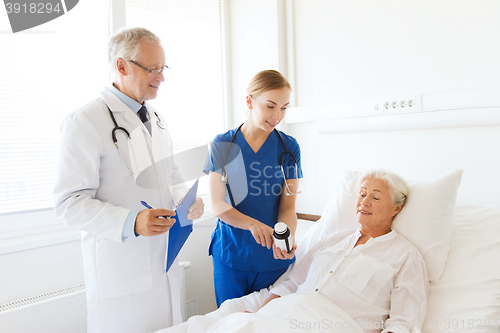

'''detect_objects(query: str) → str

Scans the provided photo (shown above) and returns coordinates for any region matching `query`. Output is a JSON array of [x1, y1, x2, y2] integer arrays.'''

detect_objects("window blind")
[[125, 0, 224, 146], [125, 0, 225, 194], [0, 0, 225, 215], [0, 0, 109, 214]]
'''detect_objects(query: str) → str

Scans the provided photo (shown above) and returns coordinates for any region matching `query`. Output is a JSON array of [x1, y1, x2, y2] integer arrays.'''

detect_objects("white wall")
[[292, 0, 500, 105], [291, 123, 500, 213], [225, 0, 500, 214], [0, 217, 218, 318], [288, 0, 500, 212], [225, 0, 282, 128], [178, 217, 218, 316], [0, 240, 84, 304]]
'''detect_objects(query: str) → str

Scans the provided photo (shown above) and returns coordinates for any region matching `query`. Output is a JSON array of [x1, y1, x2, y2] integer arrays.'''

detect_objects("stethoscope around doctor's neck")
[[106, 104, 166, 173], [221, 123, 301, 197]]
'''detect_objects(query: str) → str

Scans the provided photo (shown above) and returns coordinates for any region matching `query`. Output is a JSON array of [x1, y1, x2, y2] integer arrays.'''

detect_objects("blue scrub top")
[[204, 127, 303, 272]]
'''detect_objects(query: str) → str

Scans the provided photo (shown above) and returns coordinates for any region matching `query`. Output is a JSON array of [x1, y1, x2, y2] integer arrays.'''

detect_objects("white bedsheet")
[[156, 292, 365, 333]]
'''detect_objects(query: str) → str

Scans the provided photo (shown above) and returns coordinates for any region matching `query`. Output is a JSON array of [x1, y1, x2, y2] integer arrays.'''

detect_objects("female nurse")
[[204, 70, 303, 307]]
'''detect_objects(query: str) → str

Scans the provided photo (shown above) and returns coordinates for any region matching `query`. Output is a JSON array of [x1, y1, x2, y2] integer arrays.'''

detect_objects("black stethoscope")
[[221, 123, 301, 198], [106, 105, 166, 173]]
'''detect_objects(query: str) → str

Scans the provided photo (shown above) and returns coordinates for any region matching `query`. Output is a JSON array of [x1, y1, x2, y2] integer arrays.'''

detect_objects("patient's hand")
[[260, 293, 281, 309], [273, 243, 297, 260]]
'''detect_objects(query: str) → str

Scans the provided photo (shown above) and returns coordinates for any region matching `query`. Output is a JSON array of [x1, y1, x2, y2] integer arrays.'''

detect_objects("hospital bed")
[[157, 169, 500, 333]]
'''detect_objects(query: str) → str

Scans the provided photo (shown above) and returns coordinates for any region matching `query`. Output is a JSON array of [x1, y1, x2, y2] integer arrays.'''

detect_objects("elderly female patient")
[[156, 169, 428, 333], [261, 169, 429, 332]]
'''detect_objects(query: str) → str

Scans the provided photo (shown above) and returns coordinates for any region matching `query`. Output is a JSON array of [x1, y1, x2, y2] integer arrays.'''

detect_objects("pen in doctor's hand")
[[136, 202, 176, 237], [141, 201, 172, 219]]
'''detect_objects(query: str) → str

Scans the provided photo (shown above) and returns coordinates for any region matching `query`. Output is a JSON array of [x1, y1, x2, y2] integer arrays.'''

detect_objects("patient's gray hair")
[[357, 169, 409, 207], [108, 27, 161, 74]]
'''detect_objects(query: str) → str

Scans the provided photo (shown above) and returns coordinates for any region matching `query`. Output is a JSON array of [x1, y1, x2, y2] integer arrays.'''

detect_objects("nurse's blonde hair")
[[246, 70, 291, 98], [108, 27, 162, 74]]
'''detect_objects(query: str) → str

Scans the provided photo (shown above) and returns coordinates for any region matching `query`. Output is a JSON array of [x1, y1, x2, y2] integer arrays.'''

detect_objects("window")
[[125, 0, 225, 194], [0, 0, 109, 216], [0, 0, 225, 226]]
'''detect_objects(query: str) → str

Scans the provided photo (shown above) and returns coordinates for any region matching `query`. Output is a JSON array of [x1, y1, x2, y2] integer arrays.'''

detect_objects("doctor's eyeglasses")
[[128, 60, 170, 77]]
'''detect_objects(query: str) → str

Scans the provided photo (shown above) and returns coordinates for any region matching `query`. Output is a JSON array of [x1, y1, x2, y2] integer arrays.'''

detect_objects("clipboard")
[[165, 178, 199, 272]]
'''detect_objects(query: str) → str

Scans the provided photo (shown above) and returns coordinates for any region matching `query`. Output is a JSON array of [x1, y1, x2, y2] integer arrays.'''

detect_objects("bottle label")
[[274, 230, 293, 252]]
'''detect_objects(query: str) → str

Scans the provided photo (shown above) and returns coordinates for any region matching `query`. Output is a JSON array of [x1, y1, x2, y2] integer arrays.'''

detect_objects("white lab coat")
[[53, 88, 187, 333]]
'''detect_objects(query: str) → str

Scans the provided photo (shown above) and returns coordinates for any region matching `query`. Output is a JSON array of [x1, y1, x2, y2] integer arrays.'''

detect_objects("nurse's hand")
[[273, 243, 297, 260], [187, 197, 204, 220], [248, 221, 274, 249], [135, 208, 176, 236]]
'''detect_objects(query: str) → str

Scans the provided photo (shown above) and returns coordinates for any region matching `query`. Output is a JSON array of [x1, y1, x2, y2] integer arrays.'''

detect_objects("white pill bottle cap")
[[274, 222, 288, 234]]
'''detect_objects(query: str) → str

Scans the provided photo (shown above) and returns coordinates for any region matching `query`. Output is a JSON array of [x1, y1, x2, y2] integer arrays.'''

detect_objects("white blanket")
[[156, 292, 365, 333]]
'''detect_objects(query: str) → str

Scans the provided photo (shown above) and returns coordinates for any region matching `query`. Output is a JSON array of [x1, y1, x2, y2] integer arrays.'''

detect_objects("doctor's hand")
[[248, 221, 274, 249], [273, 243, 297, 260], [135, 208, 176, 236], [187, 197, 204, 220]]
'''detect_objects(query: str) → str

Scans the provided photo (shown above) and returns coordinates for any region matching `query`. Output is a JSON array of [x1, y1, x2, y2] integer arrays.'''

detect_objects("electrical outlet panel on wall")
[[382, 96, 418, 113]]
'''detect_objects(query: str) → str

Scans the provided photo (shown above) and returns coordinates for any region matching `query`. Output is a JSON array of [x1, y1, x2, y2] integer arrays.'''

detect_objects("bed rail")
[[296, 213, 321, 222]]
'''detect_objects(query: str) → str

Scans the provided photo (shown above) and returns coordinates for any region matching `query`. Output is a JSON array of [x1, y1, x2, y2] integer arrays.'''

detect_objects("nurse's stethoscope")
[[106, 105, 166, 173], [221, 123, 301, 197]]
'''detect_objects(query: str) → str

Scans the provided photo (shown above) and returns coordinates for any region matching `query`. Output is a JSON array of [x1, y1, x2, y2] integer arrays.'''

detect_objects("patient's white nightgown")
[[270, 229, 429, 333]]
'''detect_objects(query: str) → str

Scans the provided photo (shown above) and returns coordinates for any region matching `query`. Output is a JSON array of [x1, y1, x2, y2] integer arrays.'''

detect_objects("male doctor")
[[53, 27, 204, 333]]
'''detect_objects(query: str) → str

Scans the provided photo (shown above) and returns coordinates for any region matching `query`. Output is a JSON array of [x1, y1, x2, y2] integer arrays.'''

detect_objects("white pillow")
[[308, 169, 463, 285], [424, 204, 500, 330]]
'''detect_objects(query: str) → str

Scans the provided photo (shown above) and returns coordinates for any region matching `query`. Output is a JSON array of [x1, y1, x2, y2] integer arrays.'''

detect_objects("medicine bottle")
[[273, 222, 294, 253]]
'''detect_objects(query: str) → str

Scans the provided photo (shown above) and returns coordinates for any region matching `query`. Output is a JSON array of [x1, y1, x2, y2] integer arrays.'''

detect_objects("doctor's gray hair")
[[108, 27, 162, 74], [356, 169, 409, 207]]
